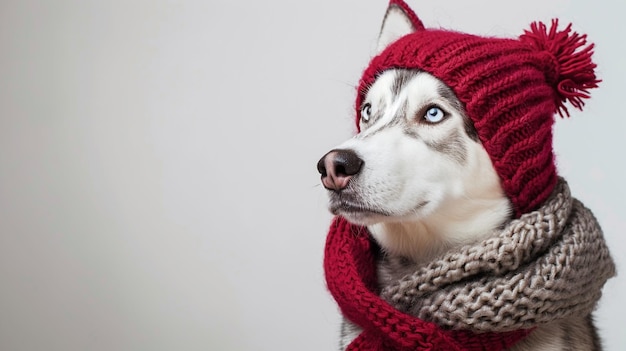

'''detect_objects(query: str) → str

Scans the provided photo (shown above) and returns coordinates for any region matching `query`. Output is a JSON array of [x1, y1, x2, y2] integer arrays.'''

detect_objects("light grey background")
[[0, 0, 624, 350]]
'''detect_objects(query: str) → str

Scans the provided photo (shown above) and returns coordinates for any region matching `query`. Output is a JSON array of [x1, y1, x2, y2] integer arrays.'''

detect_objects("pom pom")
[[520, 19, 600, 117]]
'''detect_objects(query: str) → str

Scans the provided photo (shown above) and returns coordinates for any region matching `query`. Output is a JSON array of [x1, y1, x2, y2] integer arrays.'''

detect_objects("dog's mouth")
[[328, 191, 390, 223], [328, 190, 431, 225], [331, 203, 389, 225], [330, 201, 388, 216]]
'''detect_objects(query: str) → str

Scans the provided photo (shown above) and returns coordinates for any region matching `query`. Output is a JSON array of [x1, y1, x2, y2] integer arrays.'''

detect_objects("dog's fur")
[[319, 4, 602, 351]]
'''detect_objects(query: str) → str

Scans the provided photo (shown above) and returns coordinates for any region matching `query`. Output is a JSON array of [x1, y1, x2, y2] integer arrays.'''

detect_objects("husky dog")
[[318, 3, 606, 351]]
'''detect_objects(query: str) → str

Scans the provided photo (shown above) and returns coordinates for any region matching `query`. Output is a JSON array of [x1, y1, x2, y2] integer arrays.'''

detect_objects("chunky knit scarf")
[[324, 179, 615, 350]]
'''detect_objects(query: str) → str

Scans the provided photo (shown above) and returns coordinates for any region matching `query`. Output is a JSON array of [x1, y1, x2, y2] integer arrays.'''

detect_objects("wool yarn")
[[380, 179, 615, 332], [356, 0, 600, 217], [325, 220, 531, 351], [324, 179, 615, 350]]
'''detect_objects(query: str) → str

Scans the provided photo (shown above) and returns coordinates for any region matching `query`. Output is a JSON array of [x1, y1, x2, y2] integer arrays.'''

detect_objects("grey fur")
[[423, 129, 467, 163], [587, 315, 603, 351], [464, 117, 480, 142], [391, 69, 419, 99], [437, 84, 464, 113], [339, 319, 361, 350]]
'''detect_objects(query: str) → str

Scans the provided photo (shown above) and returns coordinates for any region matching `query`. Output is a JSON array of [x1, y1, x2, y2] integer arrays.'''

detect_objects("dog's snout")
[[317, 149, 363, 191]]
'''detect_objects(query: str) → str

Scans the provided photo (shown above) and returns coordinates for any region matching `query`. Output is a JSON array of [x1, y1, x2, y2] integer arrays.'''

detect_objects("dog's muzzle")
[[317, 149, 363, 192]]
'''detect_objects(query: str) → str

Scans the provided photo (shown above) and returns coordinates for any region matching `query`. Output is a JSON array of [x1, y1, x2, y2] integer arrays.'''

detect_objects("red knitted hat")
[[357, 0, 599, 217]]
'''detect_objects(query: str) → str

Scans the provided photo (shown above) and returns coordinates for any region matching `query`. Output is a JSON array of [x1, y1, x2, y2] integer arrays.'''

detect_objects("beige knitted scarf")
[[379, 178, 616, 332]]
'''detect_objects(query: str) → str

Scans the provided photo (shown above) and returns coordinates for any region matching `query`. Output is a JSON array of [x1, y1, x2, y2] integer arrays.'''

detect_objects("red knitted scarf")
[[324, 217, 532, 351]]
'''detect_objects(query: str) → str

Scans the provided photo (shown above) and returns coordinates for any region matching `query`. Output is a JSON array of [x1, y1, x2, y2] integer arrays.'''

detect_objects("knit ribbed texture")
[[380, 178, 615, 332], [324, 179, 615, 350], [355, 1, 599, 217]]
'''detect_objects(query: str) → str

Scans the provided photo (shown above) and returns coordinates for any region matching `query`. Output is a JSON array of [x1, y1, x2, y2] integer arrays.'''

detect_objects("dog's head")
[[319, 1, 599, 258], [317, 1, 514, 254]]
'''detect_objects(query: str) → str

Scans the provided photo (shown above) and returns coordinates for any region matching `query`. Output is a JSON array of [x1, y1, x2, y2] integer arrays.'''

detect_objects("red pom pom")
[[520, 19, 600, 117]]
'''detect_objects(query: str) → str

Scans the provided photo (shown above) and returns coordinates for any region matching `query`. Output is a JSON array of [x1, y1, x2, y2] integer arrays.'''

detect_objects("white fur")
[[331, 70, 511, 262]]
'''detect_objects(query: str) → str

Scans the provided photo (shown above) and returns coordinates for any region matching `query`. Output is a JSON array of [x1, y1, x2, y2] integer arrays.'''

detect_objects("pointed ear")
[[376, 0, 425, 54]]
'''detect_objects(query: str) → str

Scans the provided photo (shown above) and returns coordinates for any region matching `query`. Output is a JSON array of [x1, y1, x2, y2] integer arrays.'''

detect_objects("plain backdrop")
[[1, 0, 625, 350]]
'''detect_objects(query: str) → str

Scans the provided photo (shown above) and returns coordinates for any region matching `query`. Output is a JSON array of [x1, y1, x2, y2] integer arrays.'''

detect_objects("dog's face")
[[319, 69, 502, 227]]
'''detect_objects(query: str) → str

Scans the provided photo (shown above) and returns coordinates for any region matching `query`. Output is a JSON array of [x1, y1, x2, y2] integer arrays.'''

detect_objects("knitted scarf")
[[324, 179, 615, 350]]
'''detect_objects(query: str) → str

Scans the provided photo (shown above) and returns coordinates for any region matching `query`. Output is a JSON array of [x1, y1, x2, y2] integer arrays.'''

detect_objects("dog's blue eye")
[[424, 106, 445, 123], [361, 103, 372, 123]]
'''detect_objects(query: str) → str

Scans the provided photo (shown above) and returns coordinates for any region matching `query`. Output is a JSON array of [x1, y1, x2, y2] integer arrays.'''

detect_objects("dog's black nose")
[[317, 149, 363, 191]]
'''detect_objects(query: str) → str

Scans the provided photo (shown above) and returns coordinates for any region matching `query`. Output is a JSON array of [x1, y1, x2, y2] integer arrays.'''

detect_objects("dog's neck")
[[368, 150, 512, 264], [368, 200, 510, 263]]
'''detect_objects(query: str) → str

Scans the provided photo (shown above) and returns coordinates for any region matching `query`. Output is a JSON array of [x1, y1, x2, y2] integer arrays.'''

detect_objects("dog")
[[317, 2, 605, 350]]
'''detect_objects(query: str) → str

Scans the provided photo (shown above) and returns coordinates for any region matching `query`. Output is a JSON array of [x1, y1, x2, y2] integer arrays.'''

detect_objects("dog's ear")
[[377, 0, 425, 54]]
